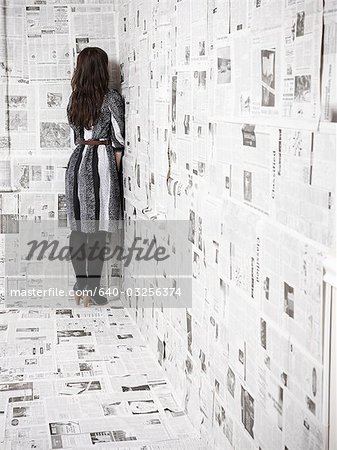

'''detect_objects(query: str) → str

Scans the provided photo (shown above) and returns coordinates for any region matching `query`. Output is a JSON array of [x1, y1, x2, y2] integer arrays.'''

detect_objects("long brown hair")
[[68, 47, 109, 129]]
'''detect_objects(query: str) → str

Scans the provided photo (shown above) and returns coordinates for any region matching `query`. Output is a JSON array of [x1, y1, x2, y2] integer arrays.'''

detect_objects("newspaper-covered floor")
[[0, 299, 202, 449]]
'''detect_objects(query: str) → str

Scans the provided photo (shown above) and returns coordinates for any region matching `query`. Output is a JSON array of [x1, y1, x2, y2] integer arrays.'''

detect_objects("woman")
[[65, 47, 125, 306]]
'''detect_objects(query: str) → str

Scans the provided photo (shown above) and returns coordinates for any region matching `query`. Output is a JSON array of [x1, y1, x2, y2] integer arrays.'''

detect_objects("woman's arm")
[[109, 90, 125, 172], [115, 150, 123, 171]]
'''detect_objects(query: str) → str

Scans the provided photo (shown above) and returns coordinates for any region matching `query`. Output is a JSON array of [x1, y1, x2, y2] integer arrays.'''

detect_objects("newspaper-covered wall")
[[0, 1, 119, 214], [118, 0, 336, 449], [0, 1, 121, 309]]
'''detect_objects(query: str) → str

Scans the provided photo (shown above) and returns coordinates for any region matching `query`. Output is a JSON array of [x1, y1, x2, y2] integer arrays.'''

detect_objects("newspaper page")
[[25, 5, 72, 82]]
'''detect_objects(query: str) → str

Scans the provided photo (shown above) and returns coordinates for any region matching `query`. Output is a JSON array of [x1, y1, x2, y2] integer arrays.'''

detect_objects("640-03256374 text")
[[8, 286, 183, 298]]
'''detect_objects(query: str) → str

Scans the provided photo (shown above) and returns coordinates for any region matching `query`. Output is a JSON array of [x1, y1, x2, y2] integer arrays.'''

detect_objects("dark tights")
[[69, 230, 107, 291]]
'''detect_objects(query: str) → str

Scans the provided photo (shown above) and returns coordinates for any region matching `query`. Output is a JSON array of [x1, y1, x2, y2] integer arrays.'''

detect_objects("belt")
[[78, 139, 111, 146]]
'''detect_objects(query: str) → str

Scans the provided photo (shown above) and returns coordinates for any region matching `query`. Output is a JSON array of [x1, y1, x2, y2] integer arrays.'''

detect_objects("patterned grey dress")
[[65, 89, 125, 234]]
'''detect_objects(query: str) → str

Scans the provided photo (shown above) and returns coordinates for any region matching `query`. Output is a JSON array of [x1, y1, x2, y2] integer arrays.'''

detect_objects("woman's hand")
[[115, 151, 123, 172]]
